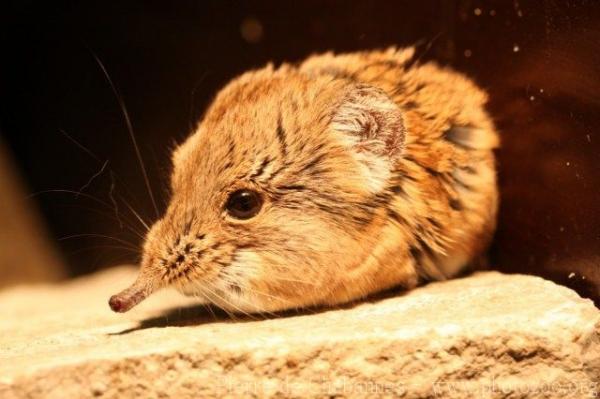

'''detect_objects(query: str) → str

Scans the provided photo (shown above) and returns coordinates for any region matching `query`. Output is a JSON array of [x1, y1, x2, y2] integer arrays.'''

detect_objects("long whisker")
[[59, 129, 102, 162], [121, 197, 151, 231], [194, 284, 239, 321], [30, 189, 111, 208], [202, 283, 258, 321], [202, 302, 218, 321], [30, 189, 146, 240], [108, 171, 123, 229], [88, 49, 160, 219], [229, 292, 281, 319], [216, 271, 291, 318], [59, 202, 146, 240], [58, 233, 139, 250], [240, 286, 293, 309], [66, 244, 140, 256], [76, 159, 109, 198], [171, 279, 227, 319]]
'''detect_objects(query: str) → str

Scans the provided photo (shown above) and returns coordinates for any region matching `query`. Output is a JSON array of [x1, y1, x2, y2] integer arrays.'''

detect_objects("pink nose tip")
[[108, 279, 153, 313], [108, 295, 127, 312]]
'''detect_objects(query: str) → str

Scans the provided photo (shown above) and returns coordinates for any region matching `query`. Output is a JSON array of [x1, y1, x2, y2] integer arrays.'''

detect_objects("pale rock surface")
[[0, 266, 599, 398]]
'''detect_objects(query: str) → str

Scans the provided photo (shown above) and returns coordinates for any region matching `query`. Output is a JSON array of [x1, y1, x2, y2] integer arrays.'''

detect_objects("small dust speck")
[[566, 162, 570, 166], [464, 49, 472, 58], [514, 0, 524, 17], [568, 272, 575, 279], [587, 134, 592, 143], [559, 226, 565, 232], [529, 95, 535, 101], [539, 88, 544, 93], [490, 9, 496, 16], [513, 44, 520, 52], [240, 17, 264, 44], [474, 8, 482, 16]]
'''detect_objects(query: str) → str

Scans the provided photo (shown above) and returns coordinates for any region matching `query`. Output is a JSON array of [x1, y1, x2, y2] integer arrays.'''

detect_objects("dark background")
[[2, 1, 600, 301]]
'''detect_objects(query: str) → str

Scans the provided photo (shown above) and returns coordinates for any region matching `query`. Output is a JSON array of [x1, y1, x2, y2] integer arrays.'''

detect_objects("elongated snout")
[[108, 278, 156, 313]]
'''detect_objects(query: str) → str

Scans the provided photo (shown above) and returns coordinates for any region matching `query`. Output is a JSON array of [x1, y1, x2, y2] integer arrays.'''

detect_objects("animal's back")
[[301, 48, 499, 283]]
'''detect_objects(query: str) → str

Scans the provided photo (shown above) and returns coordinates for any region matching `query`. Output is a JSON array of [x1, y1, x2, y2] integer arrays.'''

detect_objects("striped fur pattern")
[[135, 47, 499, 312]]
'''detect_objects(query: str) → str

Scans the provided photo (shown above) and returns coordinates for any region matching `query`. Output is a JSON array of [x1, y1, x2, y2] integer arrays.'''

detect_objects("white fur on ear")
[[331, 84, 405, 192]]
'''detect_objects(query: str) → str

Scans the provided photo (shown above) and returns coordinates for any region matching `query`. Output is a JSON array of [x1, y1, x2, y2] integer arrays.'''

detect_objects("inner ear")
[[331, 84, 405, 160]]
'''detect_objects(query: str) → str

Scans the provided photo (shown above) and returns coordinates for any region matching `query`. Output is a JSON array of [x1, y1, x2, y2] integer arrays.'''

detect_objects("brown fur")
[[111, 47, 499, 313]]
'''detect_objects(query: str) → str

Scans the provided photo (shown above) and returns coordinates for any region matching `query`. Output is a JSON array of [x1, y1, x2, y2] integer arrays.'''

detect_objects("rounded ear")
[[331, 84, 405, 161], [330, 84, 405, 193]]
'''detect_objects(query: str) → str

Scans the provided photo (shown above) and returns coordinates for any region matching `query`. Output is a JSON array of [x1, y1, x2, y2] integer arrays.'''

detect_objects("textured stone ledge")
[[1, 267, 599, 398]]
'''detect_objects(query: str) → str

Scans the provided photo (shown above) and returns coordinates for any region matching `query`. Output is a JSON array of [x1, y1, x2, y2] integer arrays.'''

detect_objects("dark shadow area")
[[109, 304, 233, 335], [110, 284, 412, 334]]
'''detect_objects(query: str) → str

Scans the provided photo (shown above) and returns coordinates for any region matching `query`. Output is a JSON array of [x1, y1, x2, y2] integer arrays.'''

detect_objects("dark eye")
[[225, 189, 263, 219]]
